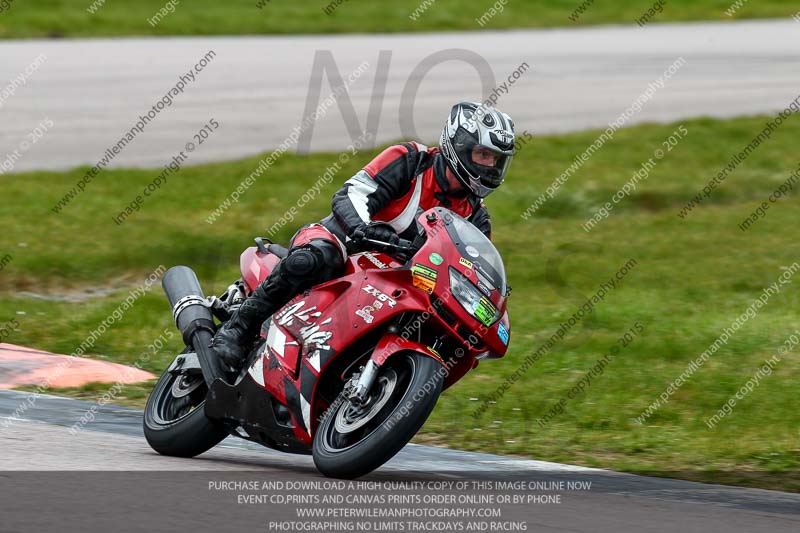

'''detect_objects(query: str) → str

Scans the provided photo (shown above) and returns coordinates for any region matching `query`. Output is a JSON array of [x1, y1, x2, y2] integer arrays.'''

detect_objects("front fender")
[[369, 332, 445, 368]]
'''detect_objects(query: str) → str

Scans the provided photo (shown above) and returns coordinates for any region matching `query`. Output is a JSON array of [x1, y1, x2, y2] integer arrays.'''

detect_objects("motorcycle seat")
[[267, 244, 289, 259]]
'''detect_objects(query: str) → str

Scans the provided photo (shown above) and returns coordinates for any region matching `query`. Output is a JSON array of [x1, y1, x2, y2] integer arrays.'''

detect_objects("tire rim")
[[321, 354, 416, 453], [334, 369, 398, 434], [171, 373, 203, 399], [150, 370, 207, 426]]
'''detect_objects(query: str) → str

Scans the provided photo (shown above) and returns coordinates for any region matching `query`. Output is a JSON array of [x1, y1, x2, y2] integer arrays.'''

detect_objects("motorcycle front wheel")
[[312, 351, 444, 479]]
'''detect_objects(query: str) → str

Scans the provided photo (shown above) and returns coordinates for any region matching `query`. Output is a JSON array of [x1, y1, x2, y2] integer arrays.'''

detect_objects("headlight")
[[449, 267, 499, 327]]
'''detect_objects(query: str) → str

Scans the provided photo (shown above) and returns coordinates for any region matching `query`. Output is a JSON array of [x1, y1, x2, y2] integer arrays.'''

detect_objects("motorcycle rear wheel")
[[143, 350, 228, 458], [312, 351, 443, 479]]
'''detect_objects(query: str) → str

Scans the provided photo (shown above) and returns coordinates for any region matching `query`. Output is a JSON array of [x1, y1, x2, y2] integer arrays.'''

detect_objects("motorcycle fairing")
[[241, 262, 436, 445], [369, 332, 445, 367], [204, 374, 311, 455], [239, 246, 280, 295], [220, 209, 510, 449]]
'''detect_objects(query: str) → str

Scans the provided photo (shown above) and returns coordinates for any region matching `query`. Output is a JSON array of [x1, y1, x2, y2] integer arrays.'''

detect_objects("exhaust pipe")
[[162, 266, 227, 386]]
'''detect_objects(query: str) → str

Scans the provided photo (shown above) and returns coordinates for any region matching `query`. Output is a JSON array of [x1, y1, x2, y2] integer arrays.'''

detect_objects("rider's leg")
[[211, 225, 346, 370]]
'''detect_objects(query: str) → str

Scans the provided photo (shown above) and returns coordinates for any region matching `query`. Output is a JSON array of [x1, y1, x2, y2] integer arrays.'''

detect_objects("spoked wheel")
[[143, 351, 228, 458], [313, 351, 443, 479]]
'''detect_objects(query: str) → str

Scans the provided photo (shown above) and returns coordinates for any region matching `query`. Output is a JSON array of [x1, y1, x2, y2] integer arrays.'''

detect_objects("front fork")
[[346, 328, 445, 405]]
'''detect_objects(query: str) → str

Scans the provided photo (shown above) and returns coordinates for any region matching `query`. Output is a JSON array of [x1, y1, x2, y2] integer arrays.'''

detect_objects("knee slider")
[[280, 239, 344, 290], [308, 239, 344, 271], [284, 245, 322, 278]]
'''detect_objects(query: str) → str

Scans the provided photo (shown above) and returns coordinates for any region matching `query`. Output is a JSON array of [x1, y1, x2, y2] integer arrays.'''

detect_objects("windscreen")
[[443, 210, 507, 294]]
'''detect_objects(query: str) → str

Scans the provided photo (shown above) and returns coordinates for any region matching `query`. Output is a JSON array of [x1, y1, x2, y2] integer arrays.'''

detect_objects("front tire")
[[143, 354, 228, 458], [313, 352, 443, 479]]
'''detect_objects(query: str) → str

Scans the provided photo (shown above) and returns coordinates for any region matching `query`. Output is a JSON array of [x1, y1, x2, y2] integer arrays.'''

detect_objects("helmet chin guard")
[[440, 101, 516, 198]]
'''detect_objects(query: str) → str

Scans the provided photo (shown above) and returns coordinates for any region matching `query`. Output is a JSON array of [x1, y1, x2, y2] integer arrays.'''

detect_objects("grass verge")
[[0, 0, 798, 39], [2, 113, 799, 491]]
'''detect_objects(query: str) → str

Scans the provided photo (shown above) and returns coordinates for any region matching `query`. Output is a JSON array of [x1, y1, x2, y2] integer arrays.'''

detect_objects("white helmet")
[[439, 101, 516, 198]]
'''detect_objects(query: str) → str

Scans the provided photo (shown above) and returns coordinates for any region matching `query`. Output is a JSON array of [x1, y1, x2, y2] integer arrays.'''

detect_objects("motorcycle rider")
[[211, 101, 516, 370]]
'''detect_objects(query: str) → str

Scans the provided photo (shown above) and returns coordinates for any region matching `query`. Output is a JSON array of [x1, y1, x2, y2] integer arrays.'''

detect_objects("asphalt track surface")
[[1, 390, 798, 532], [1, 19, 799, 172], [3, 20, 800, 532]]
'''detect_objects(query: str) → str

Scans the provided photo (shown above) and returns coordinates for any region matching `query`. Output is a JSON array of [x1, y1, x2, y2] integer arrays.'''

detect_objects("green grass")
[[0, 0, 797, 39], [2, 113, 799, 491]]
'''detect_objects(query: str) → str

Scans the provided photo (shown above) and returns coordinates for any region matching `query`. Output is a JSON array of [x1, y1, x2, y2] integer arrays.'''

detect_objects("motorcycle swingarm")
[[166, 352, 203, 375]]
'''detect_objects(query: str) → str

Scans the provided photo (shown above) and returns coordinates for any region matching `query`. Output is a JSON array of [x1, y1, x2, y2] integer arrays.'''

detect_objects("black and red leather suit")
[[210, 141, 491, 367], [322, 141, 491, 246]]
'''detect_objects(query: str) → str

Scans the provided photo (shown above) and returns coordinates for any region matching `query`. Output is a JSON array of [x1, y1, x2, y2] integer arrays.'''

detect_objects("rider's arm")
[[469, 201, 492, 240], [331, 143, 423, 236]]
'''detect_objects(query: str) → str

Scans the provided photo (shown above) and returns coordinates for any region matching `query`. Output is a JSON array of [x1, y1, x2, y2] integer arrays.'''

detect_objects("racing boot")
[[211, 241, 343, 371], [210, 247, 317, 372], [209, 290, 275, 371]]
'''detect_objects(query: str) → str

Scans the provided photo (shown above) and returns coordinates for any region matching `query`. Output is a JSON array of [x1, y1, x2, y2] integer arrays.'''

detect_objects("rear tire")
[[143, 353, 228, 458], [313, 352, 443, 479]]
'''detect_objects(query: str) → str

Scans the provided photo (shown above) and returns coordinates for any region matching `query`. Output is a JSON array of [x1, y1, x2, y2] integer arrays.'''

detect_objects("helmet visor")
[[471, 145, 513, 188]]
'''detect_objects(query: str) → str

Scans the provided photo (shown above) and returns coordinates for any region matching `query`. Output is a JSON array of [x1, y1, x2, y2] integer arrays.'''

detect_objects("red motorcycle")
[[144, 207, 511, 478]]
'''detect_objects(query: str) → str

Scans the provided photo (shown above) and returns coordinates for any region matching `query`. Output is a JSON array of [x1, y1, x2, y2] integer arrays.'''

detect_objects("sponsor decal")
[[459, 257, 473, 269], [413, 276, 435, 294], [274, 300, 334, 372], [476, 279, 492, 296], [298, 323, 332, 351], [275, 300, 322, 327], [363, 252, 389, 269], [298, 318, 335, 372], [473, 296, 498, 327], [412, 263, 438, 279], [497, 321, 509, 345], [411, 263, 438, 294], [497, 130, 513, 144], [429, 252, 444, 265], [473, 264, 496, 293], [356, 300, 384, 324]]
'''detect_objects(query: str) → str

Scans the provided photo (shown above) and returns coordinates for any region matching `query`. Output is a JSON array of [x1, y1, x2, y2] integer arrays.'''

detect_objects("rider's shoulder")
[[385, 141, 433, 155], [365, 142, 432, 174], [368, 142, 418, 162], [405, 142, 441, 159]]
